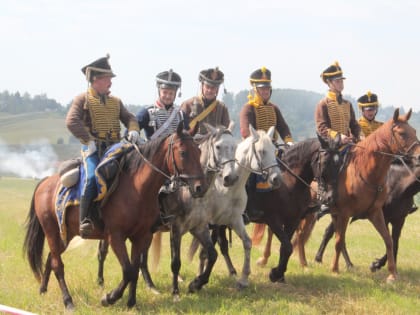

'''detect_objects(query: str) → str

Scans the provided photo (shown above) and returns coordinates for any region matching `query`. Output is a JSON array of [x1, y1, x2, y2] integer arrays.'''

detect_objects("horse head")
[[390, 108, 420, 165], [236, 124, 282, 189], [200, 122, 238, 187], [314, 133, 343, 205], [166, 122, 208, 197]]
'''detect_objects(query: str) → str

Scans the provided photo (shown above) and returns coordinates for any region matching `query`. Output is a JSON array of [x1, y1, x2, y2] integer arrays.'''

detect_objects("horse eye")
[[215, 145, 220, 150]]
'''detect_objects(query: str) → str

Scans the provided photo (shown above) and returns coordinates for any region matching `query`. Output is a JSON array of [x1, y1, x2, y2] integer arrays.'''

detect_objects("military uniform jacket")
[[136, 101, 188, 140], [66, 88, 139, 145], [181, 96, 230, 134], [315, 91, 360, 140], [239, 102, 293, 142], [358, 116, 383, 138]]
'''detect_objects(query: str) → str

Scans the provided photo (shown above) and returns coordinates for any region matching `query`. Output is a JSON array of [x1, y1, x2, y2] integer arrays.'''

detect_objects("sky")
[[1, 0, 420, 111]]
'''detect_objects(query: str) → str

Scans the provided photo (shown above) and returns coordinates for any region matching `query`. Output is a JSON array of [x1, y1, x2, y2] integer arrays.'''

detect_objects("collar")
[[327, 90, 343, 104]]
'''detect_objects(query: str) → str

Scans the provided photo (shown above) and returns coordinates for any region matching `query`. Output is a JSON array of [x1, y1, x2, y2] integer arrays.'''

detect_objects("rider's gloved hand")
[[86, 140, 97, 156], [286, 142, 294, 146], [128, 130, 140, 144]]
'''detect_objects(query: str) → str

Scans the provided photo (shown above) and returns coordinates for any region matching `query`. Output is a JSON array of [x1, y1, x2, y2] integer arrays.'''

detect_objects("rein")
[[204, 131, 235, 173], [235, 138, 278, 178], [132, 134, 203, 185]]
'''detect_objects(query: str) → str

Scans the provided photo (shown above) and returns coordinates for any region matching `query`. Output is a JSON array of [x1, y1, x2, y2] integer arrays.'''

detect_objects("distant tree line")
[[0, 90, 65, 114], [1, 89, 417, 141]]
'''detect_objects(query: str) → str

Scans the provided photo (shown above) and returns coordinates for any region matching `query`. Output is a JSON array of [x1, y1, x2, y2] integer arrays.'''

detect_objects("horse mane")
[[124, 135, 170, 174], [353, 118, 393, 164], [281, 138, 320, 169]]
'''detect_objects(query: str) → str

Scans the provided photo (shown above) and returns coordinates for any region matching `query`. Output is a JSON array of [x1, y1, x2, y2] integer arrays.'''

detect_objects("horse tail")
[[150, 231, 162, 272], [23, 177, 48, 282], [251, 223, 266, 246], [188, 236, 201, 262]]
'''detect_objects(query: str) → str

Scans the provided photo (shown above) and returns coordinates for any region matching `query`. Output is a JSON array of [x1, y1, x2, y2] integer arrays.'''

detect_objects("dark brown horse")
[[308, 158, 420, 271], [314, 108, 420, 282], [23, 123, 207, 310]]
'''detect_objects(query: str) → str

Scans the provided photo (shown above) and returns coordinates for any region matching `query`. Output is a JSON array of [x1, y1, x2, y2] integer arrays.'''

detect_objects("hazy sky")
[[1, 0, 420, 111]]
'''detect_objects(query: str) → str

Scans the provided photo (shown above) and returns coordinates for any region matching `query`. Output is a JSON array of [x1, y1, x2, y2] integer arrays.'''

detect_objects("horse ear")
[[267, 126, 275, 140], [227, 120, 235, 133], [203, 122, 217, 135], [393, 108, 400, 123], [317, 133, 328, 149], [406, 108, 412, 121], [249, 124, 258, 139], [188, 121, 199, 137]]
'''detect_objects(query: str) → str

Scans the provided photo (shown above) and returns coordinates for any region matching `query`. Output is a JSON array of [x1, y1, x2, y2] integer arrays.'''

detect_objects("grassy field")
[[0, 177, 419, 315]]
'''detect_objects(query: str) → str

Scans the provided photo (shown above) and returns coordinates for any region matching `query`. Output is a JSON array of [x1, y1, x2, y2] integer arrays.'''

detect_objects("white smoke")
[[0, 138, 58, 179]]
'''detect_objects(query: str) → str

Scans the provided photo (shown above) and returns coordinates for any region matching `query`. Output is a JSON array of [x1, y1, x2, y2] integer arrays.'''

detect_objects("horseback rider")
[[136, 69, 188, 140], [240, 67, 294, 220], [314, 61, 361, 216], [181, 67, 230, 134], [357, 91, 383, 139], [66, 54, 140, 237]]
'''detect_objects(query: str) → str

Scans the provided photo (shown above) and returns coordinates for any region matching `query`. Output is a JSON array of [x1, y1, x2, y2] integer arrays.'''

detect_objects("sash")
[[151, 106, 181, 140], [189, 99, 218, 129]]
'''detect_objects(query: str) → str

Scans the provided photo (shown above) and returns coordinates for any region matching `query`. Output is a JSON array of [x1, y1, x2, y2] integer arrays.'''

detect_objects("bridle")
[[133, 133, 203, 188], [203, 130, 236, 173], [236, 137, 278, 180]]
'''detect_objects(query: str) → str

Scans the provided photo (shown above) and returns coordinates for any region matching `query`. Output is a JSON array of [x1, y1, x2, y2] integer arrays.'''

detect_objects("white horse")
[[150, 124, 282, 300]]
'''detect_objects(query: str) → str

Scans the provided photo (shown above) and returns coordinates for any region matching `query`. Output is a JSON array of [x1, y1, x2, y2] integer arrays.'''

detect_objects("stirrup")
[[79, 219, 94, 237]]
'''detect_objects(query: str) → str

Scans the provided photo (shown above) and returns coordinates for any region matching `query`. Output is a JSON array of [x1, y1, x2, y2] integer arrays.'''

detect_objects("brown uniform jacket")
[[181, 96, 230, 134], [358, 116, 383, 138], [315, 92, 360, 140], [239, 102, 293, 142], [66, 88, 139, 144]]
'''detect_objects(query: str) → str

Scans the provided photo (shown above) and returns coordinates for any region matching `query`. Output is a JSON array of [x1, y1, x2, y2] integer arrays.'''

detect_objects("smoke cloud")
[[0, 138, 58, 179]]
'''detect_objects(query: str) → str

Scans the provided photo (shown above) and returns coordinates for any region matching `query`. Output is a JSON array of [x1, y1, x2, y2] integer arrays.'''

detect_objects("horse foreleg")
[[97, 239, 109, 286], [315, 220, 334, 263], [188, 227, 218, 294], [126, 238, 146, 308], [170, 225, 182, 301], [231, 219, 252, 289], [256, 227, 273, 267], [368, 210, 397, 282], [216, 225, 237, 276], [101, 237, 132, 307], [269, 225, 293, 283]]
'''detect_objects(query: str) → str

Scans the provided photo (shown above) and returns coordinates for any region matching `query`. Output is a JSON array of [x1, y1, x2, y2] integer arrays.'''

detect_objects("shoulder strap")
[[189, 99, 218, 129], [151, 106, 181, 140]]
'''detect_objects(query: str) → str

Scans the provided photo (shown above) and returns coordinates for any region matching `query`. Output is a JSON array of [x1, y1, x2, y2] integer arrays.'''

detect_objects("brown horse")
[[307, 157, 420, 271], [23, 123, 207, 310]]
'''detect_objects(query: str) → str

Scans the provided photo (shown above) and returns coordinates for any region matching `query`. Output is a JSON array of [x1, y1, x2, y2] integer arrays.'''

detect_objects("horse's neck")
[[388, 165, 420, 197]]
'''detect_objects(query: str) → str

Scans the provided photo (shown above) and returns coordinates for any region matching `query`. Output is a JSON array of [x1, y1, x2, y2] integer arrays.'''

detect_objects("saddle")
[[55, 142, 134, 242]]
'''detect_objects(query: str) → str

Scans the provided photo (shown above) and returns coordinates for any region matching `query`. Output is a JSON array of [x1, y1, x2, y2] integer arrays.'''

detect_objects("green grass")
[[1, 177, 419, 315], [0, 112, 71, 144]]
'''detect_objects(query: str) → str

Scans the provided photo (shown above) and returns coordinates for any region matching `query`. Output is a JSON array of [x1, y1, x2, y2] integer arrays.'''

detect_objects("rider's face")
[[202, 83, 219, 101], [159, 88, 177, 106], [256, 86, 271, 102], [328, 78, 344, 94], [92, 76, 112, 95]]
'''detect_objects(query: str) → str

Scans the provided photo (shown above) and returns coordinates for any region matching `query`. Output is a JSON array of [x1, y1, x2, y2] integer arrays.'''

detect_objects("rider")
[[66, 54, 140, 237], [315, 61, 360, 216], [357, 91, 383, 139], [136, 69, 188, 140], [240, 66, 294, 220], [181, 67, 230, 134]]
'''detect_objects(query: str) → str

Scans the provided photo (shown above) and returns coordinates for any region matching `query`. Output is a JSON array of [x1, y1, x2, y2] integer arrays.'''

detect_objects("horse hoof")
[[173, 294, 181, 302], [101, 295, 110, 307], [64, 301, 75, 310], [386, 275, 397, 284], [236, 280, 249, 290], [269, 269, 284, 283], [256, 257, 267, 267], [149, 287, 161, 295]]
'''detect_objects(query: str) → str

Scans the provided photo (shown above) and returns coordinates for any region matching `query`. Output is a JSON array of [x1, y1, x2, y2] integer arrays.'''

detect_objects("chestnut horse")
[[23, 123, 207, 310], [307, 157, 420, 271]]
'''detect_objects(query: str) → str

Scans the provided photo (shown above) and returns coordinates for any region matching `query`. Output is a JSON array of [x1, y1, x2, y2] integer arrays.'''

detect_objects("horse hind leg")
[[256, 227, 273, 267], [188, 228, 218, 294], [97, 239, 109, 286], [269, 226, 293, 283]]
